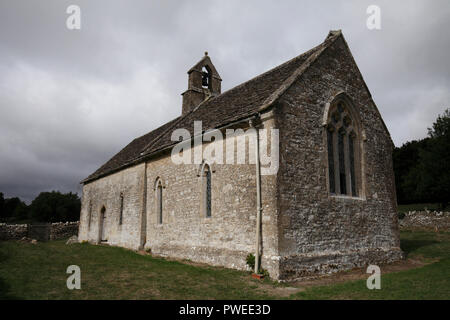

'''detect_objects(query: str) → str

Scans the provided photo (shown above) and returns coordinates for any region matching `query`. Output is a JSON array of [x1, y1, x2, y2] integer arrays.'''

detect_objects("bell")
[[202, 71, 209, 87]]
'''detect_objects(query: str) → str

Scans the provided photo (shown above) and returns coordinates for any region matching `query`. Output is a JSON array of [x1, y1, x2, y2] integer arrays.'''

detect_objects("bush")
[[30, 191, 81, 222], [0, 194, 30, 222], [246, 253, 255, 270], [394, 109, 450, 209], [246, 253, 269, 277], [261, 268, 270, 278], [398, 212, 406, 220]]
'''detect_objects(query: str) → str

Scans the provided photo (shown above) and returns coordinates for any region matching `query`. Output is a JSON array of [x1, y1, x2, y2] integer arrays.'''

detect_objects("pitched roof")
[[188, 54, 222, 80], [82, 117, 180, 183], [82, 30, 343, 184]]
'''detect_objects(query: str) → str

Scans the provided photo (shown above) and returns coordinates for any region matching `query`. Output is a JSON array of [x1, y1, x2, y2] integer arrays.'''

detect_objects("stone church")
[[78, 30, 403, 280]]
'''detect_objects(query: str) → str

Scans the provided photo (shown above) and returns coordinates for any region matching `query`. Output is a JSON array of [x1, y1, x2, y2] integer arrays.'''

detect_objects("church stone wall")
[[78, 163, 146, 250], [275, 36, 403, 280], [78, 35, 402, 281], [79, 118, 281, 278], [144, 118, 280, 277]]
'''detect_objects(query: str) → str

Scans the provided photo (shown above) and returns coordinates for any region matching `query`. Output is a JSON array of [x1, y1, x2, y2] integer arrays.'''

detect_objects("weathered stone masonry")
[[274, 35, 403, 280], [78, 30, 402, 280], [79, 164, 146, 250]]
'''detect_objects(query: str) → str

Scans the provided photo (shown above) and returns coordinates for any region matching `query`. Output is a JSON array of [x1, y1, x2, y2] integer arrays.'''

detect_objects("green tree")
[[393, 109, 450, 208], [30, 191, 81, 222], [12, 201, 29, 221], [428, 108, 450, 138], [0, 192, 5, 221], [393, 139, 428, 204], [0, 195, 29, 222], [416, 109, 450, 209]]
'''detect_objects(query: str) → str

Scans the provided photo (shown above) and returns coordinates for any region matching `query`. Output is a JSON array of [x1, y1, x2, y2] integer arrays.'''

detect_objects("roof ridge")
[[207, 43, 325, 103], [82, 30, 345, 184], [137, 85, 224, 158], [159, 37, 330, 136], [258, 30, 342, 112], [134, 31, 342, 161], [188, 55, 209, 73], [197, 30, 342, 113]]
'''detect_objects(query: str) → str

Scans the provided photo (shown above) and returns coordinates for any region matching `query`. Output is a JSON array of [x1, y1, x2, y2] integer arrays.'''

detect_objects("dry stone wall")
[[0, 223, 28, 240], [50, 222, 80, 240], [399, 211, 450, 231], [0, 222, 79, 241]]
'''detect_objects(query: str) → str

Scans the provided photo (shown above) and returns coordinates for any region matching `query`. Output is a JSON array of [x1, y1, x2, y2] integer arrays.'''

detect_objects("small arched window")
[[119, 193, 124, 225], [325, 97, 362, 197], [87, 201, 92, 230], [100, 206, 107, 242], [201, 163, 212, 217], [155, 178, 163, 224]]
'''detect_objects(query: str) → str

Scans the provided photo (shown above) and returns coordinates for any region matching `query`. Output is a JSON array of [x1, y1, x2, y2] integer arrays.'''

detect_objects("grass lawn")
[[293, 230, 450, 299], [0, 231, 449, 300]]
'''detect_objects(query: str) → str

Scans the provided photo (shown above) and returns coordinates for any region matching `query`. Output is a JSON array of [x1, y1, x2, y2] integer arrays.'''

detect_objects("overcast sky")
[[0, 0, 449, 202]]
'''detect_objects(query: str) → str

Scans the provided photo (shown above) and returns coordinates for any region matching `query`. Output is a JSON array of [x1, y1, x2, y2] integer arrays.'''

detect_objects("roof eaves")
[[81, 110, 263, 184]]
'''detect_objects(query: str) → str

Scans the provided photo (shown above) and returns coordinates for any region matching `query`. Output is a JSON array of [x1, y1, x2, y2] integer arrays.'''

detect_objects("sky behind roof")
[[0, 0, 449, 202]]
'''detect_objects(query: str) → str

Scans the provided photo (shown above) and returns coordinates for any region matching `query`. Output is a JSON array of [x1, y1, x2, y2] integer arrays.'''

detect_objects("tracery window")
[[326, 99, 361, 197]]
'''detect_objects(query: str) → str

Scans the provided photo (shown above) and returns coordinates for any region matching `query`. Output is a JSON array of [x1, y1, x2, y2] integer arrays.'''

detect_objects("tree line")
[[393, 108, 450, 209], [0, 191, 81, 223]]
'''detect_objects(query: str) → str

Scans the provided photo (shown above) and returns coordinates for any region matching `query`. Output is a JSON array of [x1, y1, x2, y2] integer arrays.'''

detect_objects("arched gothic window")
[[100, 206, 107, 242], [155, 178, 163, 224], [119, 193, 124, 225], [88, 200, 92, 231], [326, 98, 362, 197], [201, 163, 212, 217]]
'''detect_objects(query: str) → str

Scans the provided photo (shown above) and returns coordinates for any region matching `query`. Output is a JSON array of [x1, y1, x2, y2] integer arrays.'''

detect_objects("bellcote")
[[181, 52, 222, 115]]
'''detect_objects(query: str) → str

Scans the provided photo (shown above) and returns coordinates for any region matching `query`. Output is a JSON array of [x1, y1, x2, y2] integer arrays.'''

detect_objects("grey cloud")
[[0, 0, 449, 202]]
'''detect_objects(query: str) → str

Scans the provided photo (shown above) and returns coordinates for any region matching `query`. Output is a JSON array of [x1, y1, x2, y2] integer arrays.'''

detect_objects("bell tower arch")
[[181, 52, 222, 115]]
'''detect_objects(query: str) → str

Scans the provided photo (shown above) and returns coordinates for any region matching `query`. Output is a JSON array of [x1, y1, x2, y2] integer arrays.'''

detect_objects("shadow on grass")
[[0, 244, 19, 299], [0, 277, 21, 300], [401, 239, 438, 256], [0, 251, 7, 264]]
